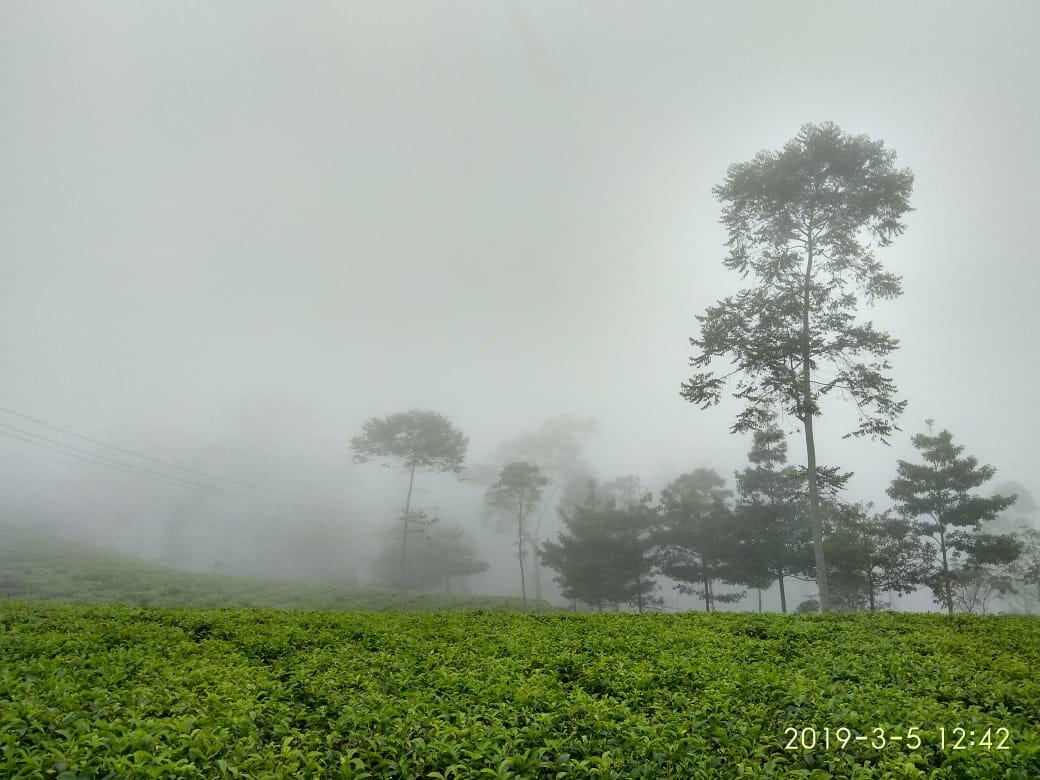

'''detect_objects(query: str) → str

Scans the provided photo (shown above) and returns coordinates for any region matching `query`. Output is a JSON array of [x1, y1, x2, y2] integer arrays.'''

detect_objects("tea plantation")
[[2, 602, 1038, 779]]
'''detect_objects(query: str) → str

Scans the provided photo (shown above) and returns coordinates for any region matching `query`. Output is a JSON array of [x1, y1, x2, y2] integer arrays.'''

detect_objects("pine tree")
[[887, 425, 1018, 615], [541, 492, 660, 612], [654, 469, 742, 612], [731, 422, 811, 612]]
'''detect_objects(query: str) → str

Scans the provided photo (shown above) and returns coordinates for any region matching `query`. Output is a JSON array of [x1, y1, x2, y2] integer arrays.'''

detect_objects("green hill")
[[0, 523, 547, 611]]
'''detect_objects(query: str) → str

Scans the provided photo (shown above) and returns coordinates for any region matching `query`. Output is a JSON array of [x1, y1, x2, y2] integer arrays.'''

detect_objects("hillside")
[[0, 523, 546, 612]]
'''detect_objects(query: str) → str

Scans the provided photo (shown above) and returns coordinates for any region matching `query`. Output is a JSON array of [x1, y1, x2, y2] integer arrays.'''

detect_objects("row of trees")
[[346, 404, 1034, 614], [539, 420, 1027, 616]]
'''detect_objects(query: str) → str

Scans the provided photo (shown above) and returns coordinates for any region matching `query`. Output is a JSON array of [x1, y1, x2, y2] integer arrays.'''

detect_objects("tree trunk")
[[531, 488, 556, 606], [400, 462, 417, 592], [802, 235, 830, 611], [517, 496, 527, 610], [778, 572, 788, 614], [867, 569, 876, 612], [757, 588, 762, 613], [532, 532, 543, 602], [938, 527, 953, 616]]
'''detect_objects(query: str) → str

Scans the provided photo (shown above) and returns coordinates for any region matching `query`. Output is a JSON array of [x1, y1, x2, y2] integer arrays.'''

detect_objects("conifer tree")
[[654, 469, 742, 612], [731, 422, 811, 612], [887, 425, 1018, 615]]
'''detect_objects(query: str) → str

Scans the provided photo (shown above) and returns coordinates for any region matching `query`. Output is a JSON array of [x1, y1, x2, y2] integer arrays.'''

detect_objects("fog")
[[2, 2, 1038, 610]]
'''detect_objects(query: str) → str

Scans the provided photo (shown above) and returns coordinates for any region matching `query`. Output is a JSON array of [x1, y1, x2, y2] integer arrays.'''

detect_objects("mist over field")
[[2, 1, 1038, 614]]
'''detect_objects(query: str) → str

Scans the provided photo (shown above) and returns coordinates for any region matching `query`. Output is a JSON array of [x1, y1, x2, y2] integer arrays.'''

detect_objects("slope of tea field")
[[0, 524, 542, 612], [2, 602, 1038, 778]]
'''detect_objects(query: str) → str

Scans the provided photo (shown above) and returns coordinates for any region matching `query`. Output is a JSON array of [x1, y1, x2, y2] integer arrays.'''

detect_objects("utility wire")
[[0, 427, 296, 506], [0, 422, 301, 503], [0, 405, 348, 509]]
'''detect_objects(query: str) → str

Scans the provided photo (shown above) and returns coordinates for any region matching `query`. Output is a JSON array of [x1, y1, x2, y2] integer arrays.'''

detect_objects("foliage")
[[495, 416, 598, 480], [888, 427, 1019, 615], [682, 121, 914, 610], [350, 410, 469, 473], [730, 422, 812, 612], [541, 492, 660, 613], [988, 481, 1038, 535], [654, 469, 743, 612], [369, 524, 488, 593], [824, 504, 922, 612], [2, 602, 1039, 778], [592, 475, 650, 510]]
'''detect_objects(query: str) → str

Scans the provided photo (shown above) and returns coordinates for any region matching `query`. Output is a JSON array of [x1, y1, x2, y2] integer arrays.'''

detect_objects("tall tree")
[[350, 410, 468, 591], [887, 426, 1018, 615], [485, 461, 549, 610], [824, 503, 921, 611], [654, 469, 742, 612], [731, 421, 811, 612], [681, 122, 914, 610]]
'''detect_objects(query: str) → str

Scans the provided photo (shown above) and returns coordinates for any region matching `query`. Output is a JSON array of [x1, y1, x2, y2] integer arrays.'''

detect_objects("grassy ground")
[[2, 601, 1038, 778], [0, 523, 546, 612]]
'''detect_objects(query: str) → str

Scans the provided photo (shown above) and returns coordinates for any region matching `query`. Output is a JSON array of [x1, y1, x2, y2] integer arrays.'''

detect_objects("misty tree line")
[[350, 407, 1037, 615], [544, 419, 1036, 615], [349, 122, 1039, 614]]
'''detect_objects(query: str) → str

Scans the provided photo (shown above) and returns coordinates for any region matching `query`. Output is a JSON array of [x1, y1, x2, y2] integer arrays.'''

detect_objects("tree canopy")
[[350, 409, 469, 473]]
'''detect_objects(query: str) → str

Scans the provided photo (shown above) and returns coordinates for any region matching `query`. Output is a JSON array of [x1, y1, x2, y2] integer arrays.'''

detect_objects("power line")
[[0, 405, 348, 509], [0, 422, 302, 503], [0, 427, 292, 504]]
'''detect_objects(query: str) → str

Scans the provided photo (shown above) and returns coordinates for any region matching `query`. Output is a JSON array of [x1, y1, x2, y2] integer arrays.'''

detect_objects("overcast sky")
[[2, 1, 1038, 537]]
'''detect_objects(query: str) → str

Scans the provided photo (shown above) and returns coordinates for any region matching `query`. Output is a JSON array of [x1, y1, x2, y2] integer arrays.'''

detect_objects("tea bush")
[[2, 602, 1038, 778]]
